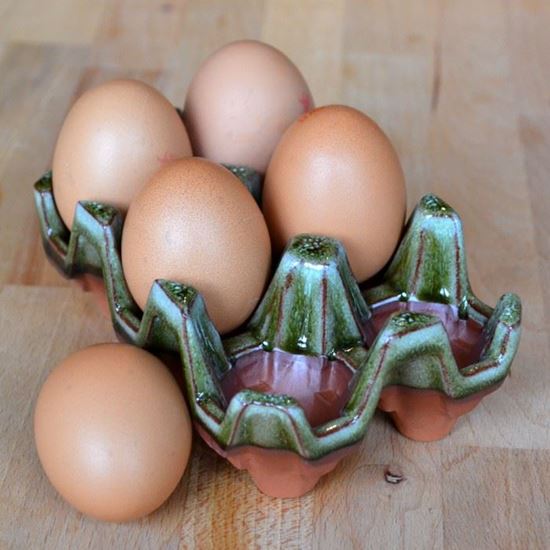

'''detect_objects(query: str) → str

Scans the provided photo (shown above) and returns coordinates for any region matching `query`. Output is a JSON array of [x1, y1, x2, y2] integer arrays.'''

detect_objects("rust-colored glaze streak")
[[317, 340, 391, 438], [453, 217, 463, 300], [321, 275, 327, 352], [226, 402, 249, 448], [412, 229, 426, 297], [275, 271, 294, 336]]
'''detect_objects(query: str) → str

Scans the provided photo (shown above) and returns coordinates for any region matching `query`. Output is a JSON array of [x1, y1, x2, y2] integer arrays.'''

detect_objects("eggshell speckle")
[[52, 79, 192, 228], [184, 40, 313, 173], [121, 157, 271, 333], [34, 343, 192, 522], [262, 105, 406, 282]]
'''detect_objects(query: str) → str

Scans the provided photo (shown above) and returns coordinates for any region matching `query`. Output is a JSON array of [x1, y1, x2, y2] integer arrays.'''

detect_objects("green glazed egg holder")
[[34, 170, 522, 498]]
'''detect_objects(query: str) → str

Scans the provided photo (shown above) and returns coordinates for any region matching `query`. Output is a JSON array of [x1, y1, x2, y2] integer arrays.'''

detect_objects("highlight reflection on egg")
[[52, 79, 192, 228], [122, 157, 272, 334], [262, 105, 407, 282], [34, 343, 192, 523]]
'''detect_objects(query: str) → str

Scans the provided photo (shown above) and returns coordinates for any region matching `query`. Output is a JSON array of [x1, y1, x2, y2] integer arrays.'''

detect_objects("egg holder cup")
[[34, 171, 522, 498]]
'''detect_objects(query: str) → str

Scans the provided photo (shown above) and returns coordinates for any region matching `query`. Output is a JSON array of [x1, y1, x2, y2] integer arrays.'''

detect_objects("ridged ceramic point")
[[230, 234, 371, 357], [80, 201, 118, 226], [366, 193, 472, 308]]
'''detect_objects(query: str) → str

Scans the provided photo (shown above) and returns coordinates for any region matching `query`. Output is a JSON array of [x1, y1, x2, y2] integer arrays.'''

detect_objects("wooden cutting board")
[[1, 1, 549, 548], [1, 285, 548, 549]]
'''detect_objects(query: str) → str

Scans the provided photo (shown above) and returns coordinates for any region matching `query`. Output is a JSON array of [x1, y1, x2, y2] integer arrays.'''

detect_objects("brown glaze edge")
[[196, 424, 359, 498], [377, 382, 503, 442]]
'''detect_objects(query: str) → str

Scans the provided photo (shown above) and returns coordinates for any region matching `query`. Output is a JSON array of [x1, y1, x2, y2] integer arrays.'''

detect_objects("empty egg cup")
[[34, 171, 522, 498]]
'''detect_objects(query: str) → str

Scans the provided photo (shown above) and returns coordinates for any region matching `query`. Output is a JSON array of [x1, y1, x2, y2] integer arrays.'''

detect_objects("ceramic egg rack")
[[34, 171, 522, 498]]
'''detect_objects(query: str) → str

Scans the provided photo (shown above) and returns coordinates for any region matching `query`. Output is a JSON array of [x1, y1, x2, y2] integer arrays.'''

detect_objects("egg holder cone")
[[34, 172, 522, 498]]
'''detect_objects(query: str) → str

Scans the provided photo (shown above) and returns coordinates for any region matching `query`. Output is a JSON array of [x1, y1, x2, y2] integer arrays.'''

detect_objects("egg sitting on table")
[[34, 343, 192, 523]]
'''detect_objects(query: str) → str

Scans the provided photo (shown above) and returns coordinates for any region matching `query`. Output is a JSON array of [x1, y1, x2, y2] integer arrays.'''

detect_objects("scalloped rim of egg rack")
[[33, 170, 522, 497]]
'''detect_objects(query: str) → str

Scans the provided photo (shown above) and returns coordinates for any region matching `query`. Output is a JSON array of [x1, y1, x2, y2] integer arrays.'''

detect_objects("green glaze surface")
[[225, 234, 371, 358], [33, 173, 522, 461], [222, 164, 263, 204], [364, 194, 492, 322]]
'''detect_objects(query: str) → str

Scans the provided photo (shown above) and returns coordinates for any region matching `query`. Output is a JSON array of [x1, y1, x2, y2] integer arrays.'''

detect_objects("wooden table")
[[1, 1, 549, 548]]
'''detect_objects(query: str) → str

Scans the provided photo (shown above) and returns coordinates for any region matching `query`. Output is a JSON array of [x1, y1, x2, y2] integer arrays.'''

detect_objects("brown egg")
[[34, 343, 192, 522], [122, 157, 271, 333], [184, 40, 313, 173], [262, 105, 406, 282], [52, 79, 192, 228]]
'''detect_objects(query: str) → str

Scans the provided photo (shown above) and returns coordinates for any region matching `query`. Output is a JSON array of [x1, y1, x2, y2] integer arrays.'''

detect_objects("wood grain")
[[0, 0, 107, 45], [441, 446, 550, 550], [1, 0, 549, 548], [0, 43, 88, 287]]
